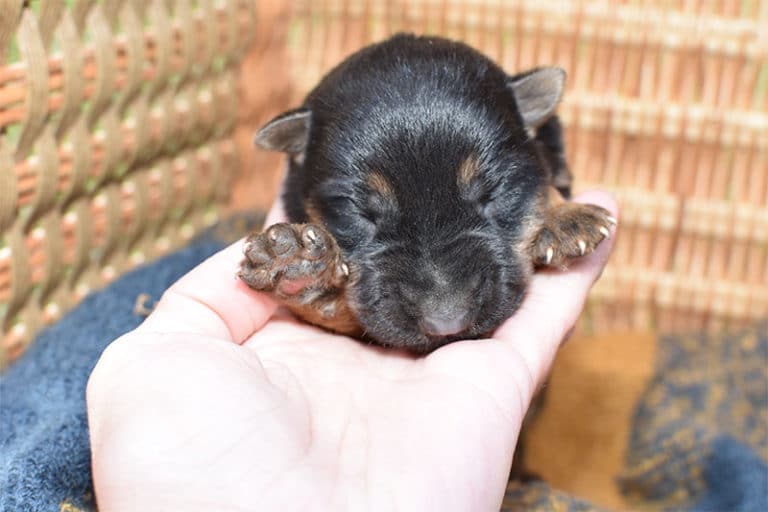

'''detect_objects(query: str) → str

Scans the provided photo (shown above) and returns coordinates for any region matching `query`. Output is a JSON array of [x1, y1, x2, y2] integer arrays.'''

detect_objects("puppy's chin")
[[347, 304, 437, 354], [355, 318, 493, 354], [347, 281, 526, 355], [361, 329, 463, 355]]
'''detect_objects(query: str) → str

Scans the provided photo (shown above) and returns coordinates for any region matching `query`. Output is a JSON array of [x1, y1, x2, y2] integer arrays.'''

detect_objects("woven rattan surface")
[[235, 0, 766, 337], [0, 0, 256, 367], [3, 1, 766, 365]]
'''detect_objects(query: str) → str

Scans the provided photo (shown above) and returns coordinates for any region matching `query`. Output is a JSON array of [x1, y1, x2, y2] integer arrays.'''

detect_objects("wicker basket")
[[3, 0, 766, 367], [235, 0, 768, 338], [0, 0, 256, 367]]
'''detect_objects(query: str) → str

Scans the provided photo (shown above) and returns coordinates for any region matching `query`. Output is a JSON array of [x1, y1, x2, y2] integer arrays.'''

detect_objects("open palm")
[[87, 192, 616, 512]]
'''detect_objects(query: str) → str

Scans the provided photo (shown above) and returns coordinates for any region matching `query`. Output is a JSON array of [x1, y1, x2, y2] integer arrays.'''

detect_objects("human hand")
[[87, 191, 617, 512]]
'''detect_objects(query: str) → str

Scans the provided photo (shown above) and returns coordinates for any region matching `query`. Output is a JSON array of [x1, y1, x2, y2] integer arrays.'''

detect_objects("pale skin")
[[87, 191, 617, 512]]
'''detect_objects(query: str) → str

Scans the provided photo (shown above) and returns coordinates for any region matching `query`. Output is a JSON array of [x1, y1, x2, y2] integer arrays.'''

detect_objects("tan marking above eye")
[[457, 153, 480, 187], [367, 172, 396, 200]]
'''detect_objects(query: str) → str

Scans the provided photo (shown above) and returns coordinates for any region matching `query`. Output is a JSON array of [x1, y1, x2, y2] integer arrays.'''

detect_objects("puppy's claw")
[[340, 262, 349, 277], [305, 227, 318, 242], [606, 215, 618, 225], [533, 203, 613, 268]]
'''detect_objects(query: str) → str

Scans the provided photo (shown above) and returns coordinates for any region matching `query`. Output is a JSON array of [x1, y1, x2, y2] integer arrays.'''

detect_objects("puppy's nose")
[[421, 311, 470, 337]]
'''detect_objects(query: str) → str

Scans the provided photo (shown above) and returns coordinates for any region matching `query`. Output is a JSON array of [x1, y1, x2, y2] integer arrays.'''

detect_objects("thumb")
[[493, 190, 618, 390]]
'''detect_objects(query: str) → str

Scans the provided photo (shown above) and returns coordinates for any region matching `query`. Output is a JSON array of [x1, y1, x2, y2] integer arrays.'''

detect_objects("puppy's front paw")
[[238, 223, 349, 297], [531, 203, 616, 268]]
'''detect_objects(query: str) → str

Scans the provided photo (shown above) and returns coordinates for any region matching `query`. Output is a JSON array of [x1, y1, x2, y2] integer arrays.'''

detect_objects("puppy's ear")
[[508, 67, 566, 129], [254, 108, 311, 153]]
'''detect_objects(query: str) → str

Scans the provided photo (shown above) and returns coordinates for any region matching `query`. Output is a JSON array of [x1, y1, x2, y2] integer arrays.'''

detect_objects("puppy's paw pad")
[[266, 223, 302, 256], [532, 203, 616, 267], [300, 225, 333, 260], [239, 223, 346, 294], [238, 266, 276, 290]]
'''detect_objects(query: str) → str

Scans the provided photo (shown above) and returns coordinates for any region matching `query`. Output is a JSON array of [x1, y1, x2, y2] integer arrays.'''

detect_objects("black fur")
[[532, 115, 571, 199], [276, 34, 568, 352]]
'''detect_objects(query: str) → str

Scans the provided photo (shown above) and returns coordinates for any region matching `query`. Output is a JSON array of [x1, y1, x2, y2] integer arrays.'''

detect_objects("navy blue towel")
[[620, 323, 768, 511], [0, 237, 227, 512]]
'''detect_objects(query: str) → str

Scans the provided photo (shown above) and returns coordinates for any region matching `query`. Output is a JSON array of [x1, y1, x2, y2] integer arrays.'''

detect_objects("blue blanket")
[[1, 216, 766, 511], [620, 324, 768, 511], [0, 235, 228, 511]]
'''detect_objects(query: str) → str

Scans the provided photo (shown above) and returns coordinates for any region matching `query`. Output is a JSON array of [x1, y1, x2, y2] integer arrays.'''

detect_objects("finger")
[[138, 240, 278, 343], [493, 190, 618, 387], [139, 185, 292, 343], [264, 172, 288, 226], [265, 193, 288, 226]]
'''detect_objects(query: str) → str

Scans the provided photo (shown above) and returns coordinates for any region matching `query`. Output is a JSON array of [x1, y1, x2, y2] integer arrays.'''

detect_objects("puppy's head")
[[255, 35, 565, 353]]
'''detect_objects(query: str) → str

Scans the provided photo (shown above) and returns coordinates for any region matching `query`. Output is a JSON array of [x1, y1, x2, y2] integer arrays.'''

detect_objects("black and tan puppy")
[[239, 34, 614, 354]]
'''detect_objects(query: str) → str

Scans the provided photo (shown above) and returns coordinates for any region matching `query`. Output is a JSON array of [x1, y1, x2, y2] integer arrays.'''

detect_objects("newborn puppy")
[[239, 34, 614, 354]]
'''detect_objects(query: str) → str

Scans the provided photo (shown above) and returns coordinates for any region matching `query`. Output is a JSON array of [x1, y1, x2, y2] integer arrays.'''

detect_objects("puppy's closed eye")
[[456, 154, 504, 218], [321, 195, 375, 242]]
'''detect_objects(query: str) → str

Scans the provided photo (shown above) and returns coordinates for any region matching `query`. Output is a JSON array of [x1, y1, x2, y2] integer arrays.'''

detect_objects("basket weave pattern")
[[278, 0, 767, 335], [0, 0, 256, 366]]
